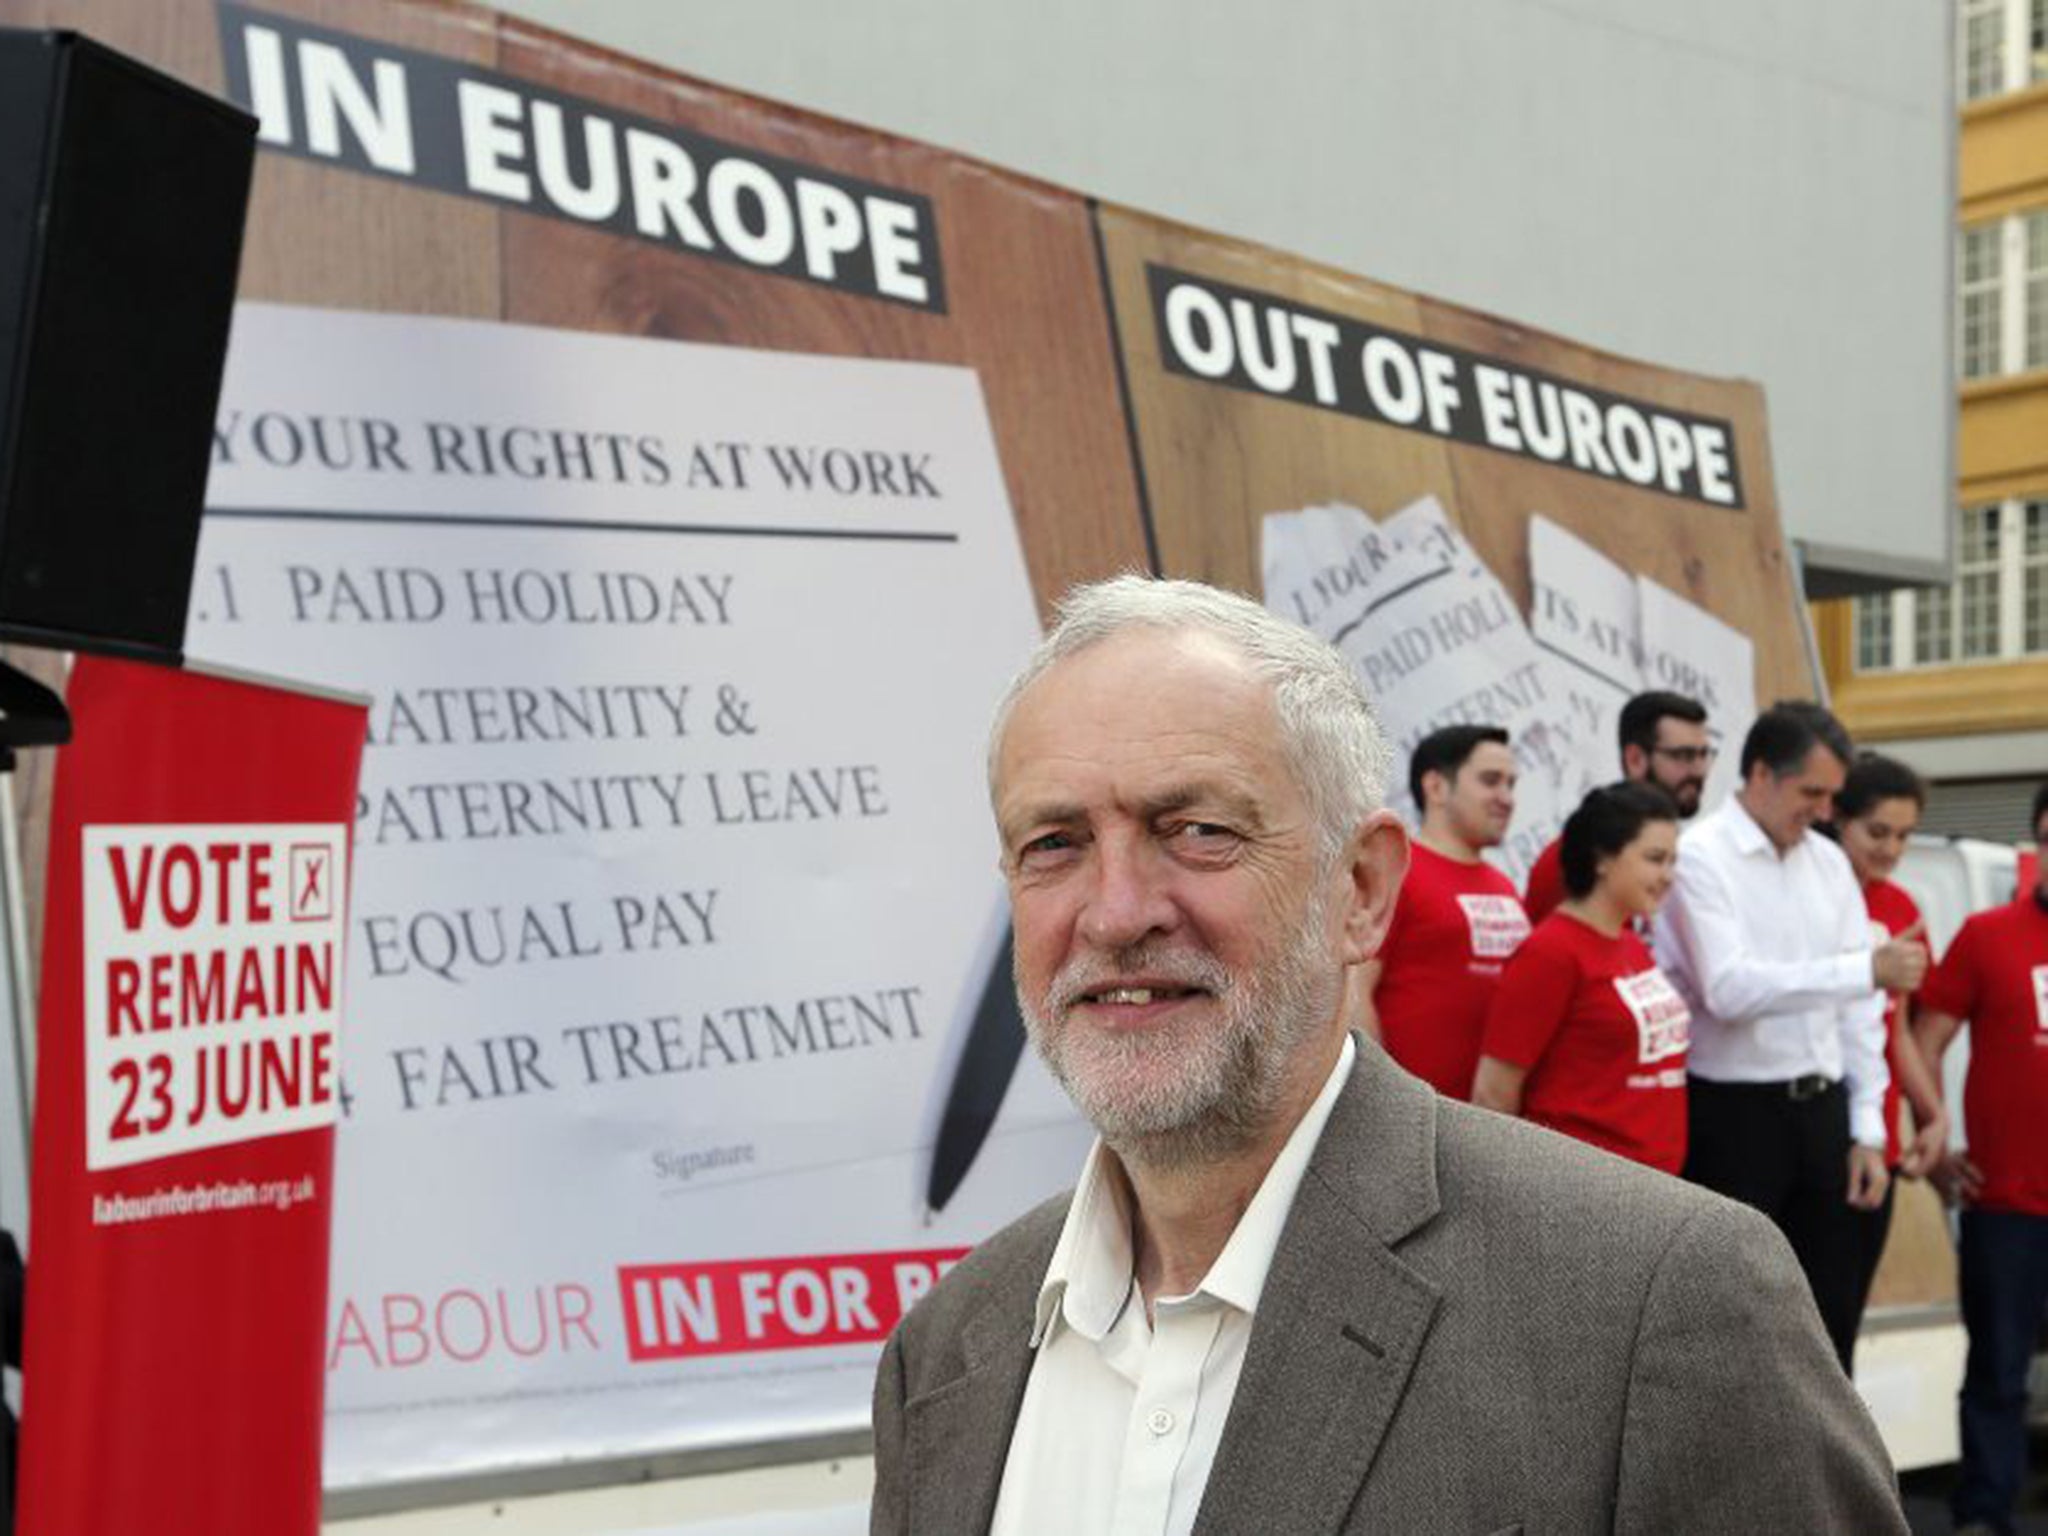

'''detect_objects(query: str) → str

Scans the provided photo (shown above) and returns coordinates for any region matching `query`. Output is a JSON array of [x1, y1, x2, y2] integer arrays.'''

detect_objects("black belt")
[[1692, 1073, 1838, 1102]]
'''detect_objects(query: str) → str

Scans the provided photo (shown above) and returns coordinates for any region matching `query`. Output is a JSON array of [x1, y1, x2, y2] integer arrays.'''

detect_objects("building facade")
[[1816, 0, 2048, 838]]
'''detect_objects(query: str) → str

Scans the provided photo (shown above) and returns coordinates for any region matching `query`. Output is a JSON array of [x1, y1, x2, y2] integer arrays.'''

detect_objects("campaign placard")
[[81, 823, 345, 1170], [22, 659, 368, 1536], [188, 302, 1089, 1486]]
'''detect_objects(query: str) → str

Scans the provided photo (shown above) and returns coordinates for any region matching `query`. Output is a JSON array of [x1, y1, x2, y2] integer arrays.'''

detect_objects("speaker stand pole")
[[0, 659, 68, 1244]]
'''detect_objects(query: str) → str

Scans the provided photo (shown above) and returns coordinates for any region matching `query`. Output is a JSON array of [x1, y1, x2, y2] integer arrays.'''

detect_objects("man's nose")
[[1076, 835, 1180, 951]]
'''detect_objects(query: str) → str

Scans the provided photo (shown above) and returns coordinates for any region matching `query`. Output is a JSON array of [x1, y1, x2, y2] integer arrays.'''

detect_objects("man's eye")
[[1016, 832, 1075, 865], [1171, 821, 1236, 845]]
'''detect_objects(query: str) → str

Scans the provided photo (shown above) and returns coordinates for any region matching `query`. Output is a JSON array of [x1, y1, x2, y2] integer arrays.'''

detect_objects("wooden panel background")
[[0, 0, 1948, 1328], [1095, 207, 1813, 701], [1093, 210, 1463, 584], [0, 0, 1150, 980], [1094, 210, 1947, 1308], [1415, 299, 1810, 706], [488, 19, 1148, 612]]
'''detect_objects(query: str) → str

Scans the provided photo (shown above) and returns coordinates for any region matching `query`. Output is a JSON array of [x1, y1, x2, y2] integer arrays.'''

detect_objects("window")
[[1960, 503, 2003, 657], [1917, 583, 1955, 664], [2027, 500, 2048, 651], [1853, 499, 2048, 670], [2030, 214, 2048, 370], [1966, 0, 2009, 100], [1961, 223, 2006, 379], [1956, 212, 2048, 380], [1960, 0, 2048, 99], [1856, 593, 1895, 671]]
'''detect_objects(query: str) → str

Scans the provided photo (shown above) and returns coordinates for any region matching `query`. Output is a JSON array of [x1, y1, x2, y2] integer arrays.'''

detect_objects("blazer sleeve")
[[869, 1325, 910, 1536], [1612, 1198, 1907, 1534]]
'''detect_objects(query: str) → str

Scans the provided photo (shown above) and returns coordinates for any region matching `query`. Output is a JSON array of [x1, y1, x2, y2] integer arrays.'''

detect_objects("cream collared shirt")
[[989, 1036, 1356, 1536]]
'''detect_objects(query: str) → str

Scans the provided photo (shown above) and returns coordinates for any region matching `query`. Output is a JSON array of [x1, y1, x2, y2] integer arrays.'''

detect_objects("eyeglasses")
[[1651, 745, 1718, 767]]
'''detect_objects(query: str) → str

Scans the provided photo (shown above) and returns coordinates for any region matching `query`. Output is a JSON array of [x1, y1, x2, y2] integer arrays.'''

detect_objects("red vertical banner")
[[20, 657, 367, 1536]]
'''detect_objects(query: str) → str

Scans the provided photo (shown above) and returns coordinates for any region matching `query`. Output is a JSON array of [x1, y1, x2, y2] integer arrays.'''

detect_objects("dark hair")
[[1834, 753, 1927, 822], [1408, 724, 1510, 809], [1738, 700, 1853, 780], [1617, 691, 1707, 758], [1560, 781, 1680, 898], [2032, 781, 2048, 838]]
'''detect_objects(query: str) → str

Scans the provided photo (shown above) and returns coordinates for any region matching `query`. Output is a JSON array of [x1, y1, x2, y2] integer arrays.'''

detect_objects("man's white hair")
[[988, 574, 1390, 862]]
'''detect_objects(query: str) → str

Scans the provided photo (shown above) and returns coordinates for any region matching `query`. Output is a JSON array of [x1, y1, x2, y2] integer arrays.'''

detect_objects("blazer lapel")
[[1193, 1040, 1445, 1536], [904, 1276, 1040, 1534]]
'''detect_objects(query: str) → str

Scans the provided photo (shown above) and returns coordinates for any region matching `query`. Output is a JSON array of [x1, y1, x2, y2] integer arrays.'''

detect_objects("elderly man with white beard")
[[869, 575, 1904, 1535]]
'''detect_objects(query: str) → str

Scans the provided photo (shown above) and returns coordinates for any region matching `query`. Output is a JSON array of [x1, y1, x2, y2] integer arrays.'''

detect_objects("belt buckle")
[[1786, 1074, 1828, 1102]]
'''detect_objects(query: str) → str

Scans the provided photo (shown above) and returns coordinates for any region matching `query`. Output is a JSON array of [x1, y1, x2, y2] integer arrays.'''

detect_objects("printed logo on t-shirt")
[[2033, 965, 2048, 1032], [1626, 1067, 1689, 1091], [1614, 968, 1691, 1066], [1455, 894, 1529, 962]]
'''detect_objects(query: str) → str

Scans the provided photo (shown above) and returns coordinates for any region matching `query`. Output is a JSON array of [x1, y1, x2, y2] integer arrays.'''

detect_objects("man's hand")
[[1930, 1147, 1985, 1207], [1899, 1105, 1949, 1179], [1871, 921, 1929, 992], [1846, 1144, 1890, 1211]]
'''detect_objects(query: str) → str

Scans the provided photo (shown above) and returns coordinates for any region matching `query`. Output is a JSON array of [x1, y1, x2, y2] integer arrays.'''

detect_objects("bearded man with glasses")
[[1523, 691, 1713, 924]]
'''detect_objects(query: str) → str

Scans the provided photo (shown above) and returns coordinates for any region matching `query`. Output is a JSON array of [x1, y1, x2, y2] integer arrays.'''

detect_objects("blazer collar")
[[1310, 1032, 1442, 1246], [1192, 1035, 1445, 1536], [903, 1227, 1054, 1534], [905, 1035, 1443, 1536]]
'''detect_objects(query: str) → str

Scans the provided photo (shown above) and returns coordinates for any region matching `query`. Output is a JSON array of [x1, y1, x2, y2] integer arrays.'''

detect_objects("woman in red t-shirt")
[[1830, 753, 1947, 1329], [1473, 782, 1690, 1173]]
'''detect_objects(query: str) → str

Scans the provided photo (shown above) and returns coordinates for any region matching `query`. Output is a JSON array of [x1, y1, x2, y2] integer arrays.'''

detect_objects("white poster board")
[[1527, 514, 1638, 793], [1269, 503, 1763, 888], [1635, 574, 1757, 811], [1529, 513, 1757, 814], [1263, 499, 1582, 883], [192, 304, 1087, 1487]]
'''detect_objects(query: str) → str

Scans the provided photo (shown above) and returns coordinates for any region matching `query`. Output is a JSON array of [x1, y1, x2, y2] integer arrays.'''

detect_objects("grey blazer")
[[871, 1036, 1907, 1534]]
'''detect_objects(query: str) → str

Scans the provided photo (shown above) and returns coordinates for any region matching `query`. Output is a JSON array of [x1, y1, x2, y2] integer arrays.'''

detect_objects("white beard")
[[1019, 901, 1341, 1169]]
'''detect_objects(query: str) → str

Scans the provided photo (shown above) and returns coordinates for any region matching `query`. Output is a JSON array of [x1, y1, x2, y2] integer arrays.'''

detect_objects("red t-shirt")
[[1480, 912, 1691, 1174], [1522, 835, 1566, 926], [1919, 895, 2048, 1217], [1377, 844, 1530, 1099], [1862, 878, 1924, 1168]]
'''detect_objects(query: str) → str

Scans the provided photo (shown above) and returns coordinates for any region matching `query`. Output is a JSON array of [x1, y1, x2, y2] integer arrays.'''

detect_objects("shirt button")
[[1147, 1407, 1175, 1437]]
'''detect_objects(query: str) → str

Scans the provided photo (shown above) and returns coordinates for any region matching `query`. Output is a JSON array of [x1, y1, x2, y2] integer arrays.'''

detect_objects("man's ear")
[[1417, 767, 1445, 812], [1620, 742, 1648, 780], [1337, 810, 1410, 964]]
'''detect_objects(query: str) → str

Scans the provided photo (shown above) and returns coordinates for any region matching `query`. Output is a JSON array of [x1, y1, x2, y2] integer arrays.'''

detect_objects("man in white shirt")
[[1653, 700, 1929, 1373], [871, 577, 1903, 1534]]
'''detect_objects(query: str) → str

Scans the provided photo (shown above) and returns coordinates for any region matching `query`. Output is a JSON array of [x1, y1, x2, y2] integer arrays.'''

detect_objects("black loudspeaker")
[[0, 30, 255, 663]]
